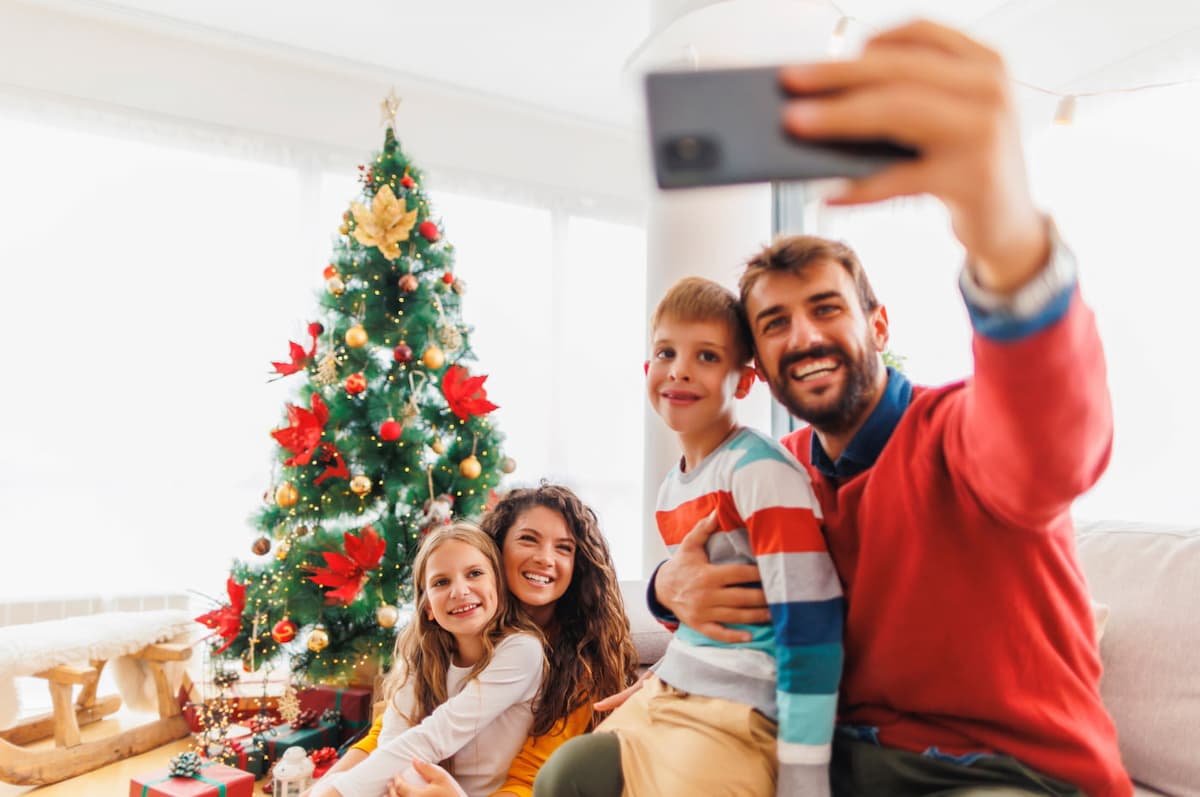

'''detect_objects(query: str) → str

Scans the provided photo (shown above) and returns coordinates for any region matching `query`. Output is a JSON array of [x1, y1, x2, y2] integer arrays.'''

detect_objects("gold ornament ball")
[[307, 625, 330, 653], [338, 222, 350, 235], [431, 439, 447, 455], [459, 455, 482, 480], [376, 604, 400, 629], [251, 536, 271, 556], [295, 525, 310, 537], [500, 456, 517, 474], [326, 276, 346, 295], [350, 474, 372, 496], [345, 325, 368, 348], [422, 345, 445, 370], [275, 540, 291, 560], [275, 482, 299, 508]]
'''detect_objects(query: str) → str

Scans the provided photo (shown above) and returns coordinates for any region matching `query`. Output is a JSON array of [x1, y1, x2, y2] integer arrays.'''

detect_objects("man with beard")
[[642, 19, 1132, 797]]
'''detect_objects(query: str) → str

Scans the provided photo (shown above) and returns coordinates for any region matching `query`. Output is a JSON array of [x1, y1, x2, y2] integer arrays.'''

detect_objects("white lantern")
[[272, 746, 315, 797]]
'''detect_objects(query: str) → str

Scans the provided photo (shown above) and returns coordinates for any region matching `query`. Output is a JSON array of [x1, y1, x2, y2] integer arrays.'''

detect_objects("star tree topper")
[[380, 87, 401, 129]]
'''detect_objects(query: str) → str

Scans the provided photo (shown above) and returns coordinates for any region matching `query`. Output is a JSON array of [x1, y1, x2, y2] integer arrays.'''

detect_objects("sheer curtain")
[[815, 84, 1200, 526]]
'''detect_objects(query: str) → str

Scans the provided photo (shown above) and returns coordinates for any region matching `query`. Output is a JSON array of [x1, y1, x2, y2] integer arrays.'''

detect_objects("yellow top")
[[350, 700, 593, 797]]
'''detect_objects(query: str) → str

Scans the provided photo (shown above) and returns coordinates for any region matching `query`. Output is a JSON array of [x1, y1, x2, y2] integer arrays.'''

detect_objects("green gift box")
[[260, 721, 340, 762]]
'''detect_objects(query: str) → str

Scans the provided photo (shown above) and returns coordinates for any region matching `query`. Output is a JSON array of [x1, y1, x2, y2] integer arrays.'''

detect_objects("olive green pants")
[[532, 732, 623, 797], [532, 731, 1085, 797], [831, 737, 1086, 797]]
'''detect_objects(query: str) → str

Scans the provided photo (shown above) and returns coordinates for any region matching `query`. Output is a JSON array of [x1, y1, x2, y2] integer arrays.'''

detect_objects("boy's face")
[[647, 316, 750, 443]]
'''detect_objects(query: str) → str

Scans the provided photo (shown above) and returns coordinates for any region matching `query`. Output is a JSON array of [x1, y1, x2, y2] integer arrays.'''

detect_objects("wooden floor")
[[0, 710, 266, 796]]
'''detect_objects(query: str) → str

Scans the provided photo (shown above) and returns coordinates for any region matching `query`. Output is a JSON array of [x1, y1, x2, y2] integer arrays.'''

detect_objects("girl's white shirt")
[[322, 632, 543, 797]]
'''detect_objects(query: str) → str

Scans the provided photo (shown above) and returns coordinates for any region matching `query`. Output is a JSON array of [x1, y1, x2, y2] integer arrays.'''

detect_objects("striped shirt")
[[654, 426, 843, 796]]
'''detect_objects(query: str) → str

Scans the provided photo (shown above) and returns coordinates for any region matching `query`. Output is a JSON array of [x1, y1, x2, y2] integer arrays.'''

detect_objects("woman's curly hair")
[[481, 483, 639, 736]]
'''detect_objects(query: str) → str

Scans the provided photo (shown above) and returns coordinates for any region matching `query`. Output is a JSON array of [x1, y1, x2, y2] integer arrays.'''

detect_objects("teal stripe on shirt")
[[776, 691, 839, 745], [776, 643, 843, 694]]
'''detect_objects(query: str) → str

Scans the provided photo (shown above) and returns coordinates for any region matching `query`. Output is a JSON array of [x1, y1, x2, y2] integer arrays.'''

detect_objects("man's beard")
[[769, 343, 881, 436]]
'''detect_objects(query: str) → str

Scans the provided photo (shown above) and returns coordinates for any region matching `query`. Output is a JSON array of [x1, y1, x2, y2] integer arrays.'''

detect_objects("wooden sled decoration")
[[0, 641, 193, 786]]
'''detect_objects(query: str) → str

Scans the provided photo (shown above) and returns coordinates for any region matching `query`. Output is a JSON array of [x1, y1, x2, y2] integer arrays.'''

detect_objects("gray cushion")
[[1076, 521, 1200, 797], [619, 580, 670, 665]]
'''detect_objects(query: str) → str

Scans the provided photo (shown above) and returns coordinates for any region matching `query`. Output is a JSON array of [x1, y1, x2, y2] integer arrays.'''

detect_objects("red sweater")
[[782, 291, 1132, 796]]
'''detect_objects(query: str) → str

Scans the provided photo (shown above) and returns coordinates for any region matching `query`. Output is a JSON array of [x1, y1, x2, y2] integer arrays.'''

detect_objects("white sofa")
[[621, 520, 1200, 797]]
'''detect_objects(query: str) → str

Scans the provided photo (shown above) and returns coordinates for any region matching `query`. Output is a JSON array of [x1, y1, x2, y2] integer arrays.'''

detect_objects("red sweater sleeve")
[[949, 288, 1113, 526]]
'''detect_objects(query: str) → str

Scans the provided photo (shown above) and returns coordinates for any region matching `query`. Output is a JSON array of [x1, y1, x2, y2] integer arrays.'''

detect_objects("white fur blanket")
[[0, 609, 195, 730]]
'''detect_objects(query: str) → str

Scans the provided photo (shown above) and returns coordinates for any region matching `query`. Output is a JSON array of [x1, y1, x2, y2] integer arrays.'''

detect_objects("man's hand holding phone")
[[646, 19, 1050, 293], [778, 19, 1049, 293]]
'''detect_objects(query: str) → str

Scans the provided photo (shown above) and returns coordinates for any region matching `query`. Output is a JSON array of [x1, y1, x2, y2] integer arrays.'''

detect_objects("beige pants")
[[596, 673, 777, 797]]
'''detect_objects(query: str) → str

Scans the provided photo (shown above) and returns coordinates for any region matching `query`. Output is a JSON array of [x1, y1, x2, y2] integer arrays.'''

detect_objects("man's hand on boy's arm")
[[652, 511, 769, 644], [779, 19, 1050, 295]]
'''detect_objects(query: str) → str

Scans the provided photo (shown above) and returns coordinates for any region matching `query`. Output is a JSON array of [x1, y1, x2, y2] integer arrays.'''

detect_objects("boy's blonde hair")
[[651, 276, 753, 366]]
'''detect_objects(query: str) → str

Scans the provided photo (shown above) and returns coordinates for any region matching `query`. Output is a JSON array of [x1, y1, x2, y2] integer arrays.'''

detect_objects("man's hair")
[[651, 276, 753, 365], [739, 235, 880, 315]]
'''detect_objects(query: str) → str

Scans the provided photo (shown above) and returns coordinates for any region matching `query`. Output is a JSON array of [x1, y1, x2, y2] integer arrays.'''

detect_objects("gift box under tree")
[[298, 685, 372, 742], [130, 755, 253, 797], [202, 736, 270, 778], [230, 711, 340, 766]]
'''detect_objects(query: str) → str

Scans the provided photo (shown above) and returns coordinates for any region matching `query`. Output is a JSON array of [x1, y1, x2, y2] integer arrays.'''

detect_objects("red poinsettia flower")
[[312, 442, 350, 486], [306, 526, 386, 605], [270, 326, 320, 378], [195, 577, 247, 653], [441, 365, 499, 421], [270, 393, 329, 466]]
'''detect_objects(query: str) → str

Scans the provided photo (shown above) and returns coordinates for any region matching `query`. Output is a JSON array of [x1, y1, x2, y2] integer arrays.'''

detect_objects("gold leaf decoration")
[[350, 185, 418, 260]]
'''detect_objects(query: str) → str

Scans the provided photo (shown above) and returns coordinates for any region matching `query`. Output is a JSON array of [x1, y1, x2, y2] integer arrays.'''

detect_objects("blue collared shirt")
[[810, 366, 913, 480]]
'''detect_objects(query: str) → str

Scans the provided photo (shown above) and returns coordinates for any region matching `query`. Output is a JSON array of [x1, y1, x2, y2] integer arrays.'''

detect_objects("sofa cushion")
[[619, 580, 670, 665], [1075, 520, 1200, 797]]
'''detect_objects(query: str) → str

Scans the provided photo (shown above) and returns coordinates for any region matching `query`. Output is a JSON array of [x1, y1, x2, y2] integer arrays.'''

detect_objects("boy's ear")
[[753, 358, 769, 383], [735, 365, 756, 399]]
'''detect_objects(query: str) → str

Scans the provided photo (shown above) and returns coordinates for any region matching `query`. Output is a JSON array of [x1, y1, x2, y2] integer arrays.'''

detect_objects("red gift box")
[[130, 762, 254, 797], [298, 685, 373, 741]]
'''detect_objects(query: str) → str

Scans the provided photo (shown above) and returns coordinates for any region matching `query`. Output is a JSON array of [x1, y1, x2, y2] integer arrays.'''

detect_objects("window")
[[0, 112, 648, 602]]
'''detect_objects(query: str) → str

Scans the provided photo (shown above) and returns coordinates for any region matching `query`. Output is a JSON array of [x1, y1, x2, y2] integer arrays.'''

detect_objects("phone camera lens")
[[663, 135, 719, 171]]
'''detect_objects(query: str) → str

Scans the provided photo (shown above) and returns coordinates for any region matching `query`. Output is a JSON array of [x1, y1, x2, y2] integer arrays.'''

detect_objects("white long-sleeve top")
[[323, 632, 543, 797]]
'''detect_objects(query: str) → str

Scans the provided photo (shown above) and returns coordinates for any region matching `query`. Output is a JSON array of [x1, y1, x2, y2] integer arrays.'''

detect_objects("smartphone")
[[644, 65, 918, 189]]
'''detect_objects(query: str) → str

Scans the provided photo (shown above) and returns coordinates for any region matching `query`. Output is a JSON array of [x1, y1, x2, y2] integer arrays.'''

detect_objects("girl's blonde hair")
[[381, 521, 543, 726]]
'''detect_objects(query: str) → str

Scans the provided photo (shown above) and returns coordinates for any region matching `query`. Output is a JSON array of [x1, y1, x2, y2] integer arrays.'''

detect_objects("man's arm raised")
[[779, 19, 1050, 290]]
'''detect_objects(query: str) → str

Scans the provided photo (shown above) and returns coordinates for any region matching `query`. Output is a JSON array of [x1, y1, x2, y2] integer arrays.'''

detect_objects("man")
[[645, 18, 1132, 797]]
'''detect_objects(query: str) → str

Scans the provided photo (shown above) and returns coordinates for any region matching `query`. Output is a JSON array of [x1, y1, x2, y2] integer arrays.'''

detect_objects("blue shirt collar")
[[810, 367, 913, 480]]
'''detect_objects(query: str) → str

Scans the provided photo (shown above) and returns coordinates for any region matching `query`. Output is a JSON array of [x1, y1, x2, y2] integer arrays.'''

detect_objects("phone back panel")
[[645, 65, 915, 189]]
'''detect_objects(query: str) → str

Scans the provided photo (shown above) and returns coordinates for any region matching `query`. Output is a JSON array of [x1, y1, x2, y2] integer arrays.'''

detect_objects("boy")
[[537, 277, 843, 796]]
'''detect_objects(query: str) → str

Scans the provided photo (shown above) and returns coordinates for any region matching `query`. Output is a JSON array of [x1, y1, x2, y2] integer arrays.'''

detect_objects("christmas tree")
[[198, 104, 512, 684]]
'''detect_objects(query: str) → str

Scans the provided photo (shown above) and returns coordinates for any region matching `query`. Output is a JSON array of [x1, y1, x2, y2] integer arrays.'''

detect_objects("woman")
[[315, 483, 639, 797]]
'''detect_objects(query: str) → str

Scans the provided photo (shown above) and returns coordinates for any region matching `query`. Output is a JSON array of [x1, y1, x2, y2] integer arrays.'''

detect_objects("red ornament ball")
[[400, 175, 415, 189], [345, 372, 367, 395], [322, 265, 338, 279], [307, 322, 324, 337], [379, 418, 403, 441], [398, 273, 419, 293], [271, 619, 297, 644], [393, 344, 413, 363], [419, 221, 440, 242], [441, 272, 454, 285]]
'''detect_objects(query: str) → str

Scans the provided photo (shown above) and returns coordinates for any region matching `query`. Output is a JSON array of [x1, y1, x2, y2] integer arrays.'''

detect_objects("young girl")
[[320, 484, 640, 797], [312, 521, 545, 797]]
